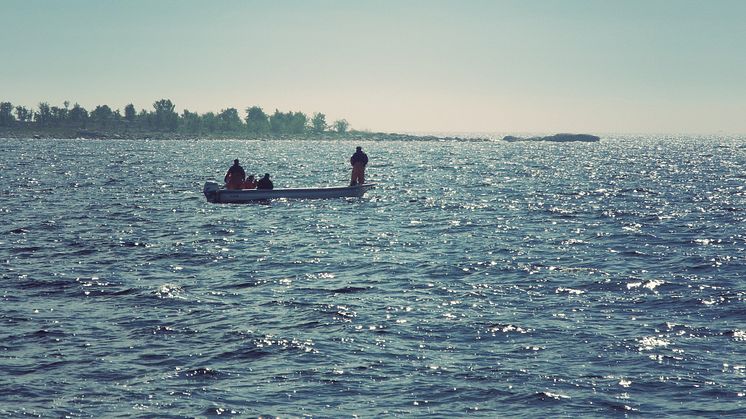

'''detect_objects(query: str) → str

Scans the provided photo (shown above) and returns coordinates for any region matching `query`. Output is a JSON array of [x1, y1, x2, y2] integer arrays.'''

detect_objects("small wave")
[[637, 336, 671, 351], [6, 227, 30, 234], [10, 246, 42, 254], [626, 279, 665, 291], [596, 400, 639, 413], [535, 391, 570, 401], [154, 283, 185, 299], [330, 286, 371, 294], [724, 330, 746, 341], [486, 323, 532, 334], [555, 287, 585, 295], [18, 278, 76, 291], [214, 345, 272, 361], [202, 407, 242, 416], [119, 240, 151, 247], [180, 367, 229, 380]]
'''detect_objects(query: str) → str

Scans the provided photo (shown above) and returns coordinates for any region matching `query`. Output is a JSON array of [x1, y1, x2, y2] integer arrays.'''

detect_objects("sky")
[[1, 0, 745, 134]]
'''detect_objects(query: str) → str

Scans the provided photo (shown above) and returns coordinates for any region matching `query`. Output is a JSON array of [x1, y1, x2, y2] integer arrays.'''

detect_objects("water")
[[1, 135, 745, 416]]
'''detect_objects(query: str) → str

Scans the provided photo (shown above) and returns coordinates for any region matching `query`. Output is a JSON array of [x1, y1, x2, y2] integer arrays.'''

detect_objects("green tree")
[[68, 103, 88, 127], [268, 110, 308, 134], [90, 105, 113, 128], [138, 109, 152, 129], [289, 111, 308, 133], [333, 119, 349, 133], [153, 99, 178, 131], [311, 112, 327, 133], [269, 109, 288, 133], [245, 106, 269, 134], [15, 105, 31, 123], [201, 112, 219, 133], [0, 102, 15, 126], [218, 108, 243, 132], [61, 101, 70, 121], [35, 102, 52, 126], [50, 106, 66, 126], [124, 104, 136, 123], [180, 109, 201, 133]]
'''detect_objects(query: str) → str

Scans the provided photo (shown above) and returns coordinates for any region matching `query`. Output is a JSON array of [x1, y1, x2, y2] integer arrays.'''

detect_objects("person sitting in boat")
[[224, 159, 246, 190], [257, 173, 273, 190], [243, 174, 257, 189], [350, 146, 368, 186]]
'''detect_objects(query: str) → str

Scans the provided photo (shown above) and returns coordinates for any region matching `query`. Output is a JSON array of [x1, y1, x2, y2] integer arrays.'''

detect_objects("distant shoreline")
[[0, 127, 491, 142]]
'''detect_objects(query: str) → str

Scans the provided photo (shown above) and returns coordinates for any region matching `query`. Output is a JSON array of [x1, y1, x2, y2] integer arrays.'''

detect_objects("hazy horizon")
[[2, 0, 745, 135]]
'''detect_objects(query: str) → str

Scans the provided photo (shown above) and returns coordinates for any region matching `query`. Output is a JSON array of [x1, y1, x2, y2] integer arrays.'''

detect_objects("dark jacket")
[[350, 150, 368, 166], [257, 176, 273, 190], [224, 164, 246, 183]]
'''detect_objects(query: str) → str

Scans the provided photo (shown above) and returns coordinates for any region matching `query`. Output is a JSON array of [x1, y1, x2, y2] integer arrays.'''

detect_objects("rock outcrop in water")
[[502, 133, 601, 143]]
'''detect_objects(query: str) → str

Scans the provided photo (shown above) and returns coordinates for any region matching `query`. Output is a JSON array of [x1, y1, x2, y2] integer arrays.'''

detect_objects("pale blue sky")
[[2, 0, 745, 134]]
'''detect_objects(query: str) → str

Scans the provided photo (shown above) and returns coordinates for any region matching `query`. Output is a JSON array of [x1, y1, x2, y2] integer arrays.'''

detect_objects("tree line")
[[0, 99, 351, 135]]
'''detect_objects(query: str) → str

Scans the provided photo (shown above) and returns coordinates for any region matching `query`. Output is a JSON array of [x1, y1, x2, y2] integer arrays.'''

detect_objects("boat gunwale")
[[221, 183, 375, 194]]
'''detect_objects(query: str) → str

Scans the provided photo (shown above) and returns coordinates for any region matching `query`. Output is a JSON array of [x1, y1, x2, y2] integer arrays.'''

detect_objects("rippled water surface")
[[1, 136, 745, 416]]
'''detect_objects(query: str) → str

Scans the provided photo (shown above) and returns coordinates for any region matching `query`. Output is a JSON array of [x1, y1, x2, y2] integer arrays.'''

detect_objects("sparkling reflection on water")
[[1, 136, 745, 416]]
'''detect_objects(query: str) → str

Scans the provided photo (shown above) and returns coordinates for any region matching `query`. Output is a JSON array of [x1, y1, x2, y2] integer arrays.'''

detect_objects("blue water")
[[1, 136, 745, 416]]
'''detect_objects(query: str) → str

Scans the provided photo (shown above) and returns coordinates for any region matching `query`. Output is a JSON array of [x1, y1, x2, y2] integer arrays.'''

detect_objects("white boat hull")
[[203, 181, 374, 203]]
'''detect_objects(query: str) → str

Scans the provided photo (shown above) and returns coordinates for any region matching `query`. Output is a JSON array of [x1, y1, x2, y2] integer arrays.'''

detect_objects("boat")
[[203, 181, 375, 203]]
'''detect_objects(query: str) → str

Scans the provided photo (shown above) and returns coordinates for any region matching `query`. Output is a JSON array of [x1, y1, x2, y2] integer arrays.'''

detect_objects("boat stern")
[[203, 181, 221, 203]]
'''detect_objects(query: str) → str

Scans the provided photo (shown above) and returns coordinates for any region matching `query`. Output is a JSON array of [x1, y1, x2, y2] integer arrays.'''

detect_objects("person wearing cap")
[[349, 146, 368, 186], [257, 173, 274, 190], [224, 159, 246, 190]]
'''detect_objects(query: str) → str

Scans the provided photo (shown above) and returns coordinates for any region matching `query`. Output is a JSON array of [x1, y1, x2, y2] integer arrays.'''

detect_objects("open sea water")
[[1, 135, 745, 417]]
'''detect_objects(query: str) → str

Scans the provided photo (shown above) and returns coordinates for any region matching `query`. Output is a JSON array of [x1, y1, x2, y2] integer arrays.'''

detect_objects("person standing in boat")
[[257, 173, 273, 190], [224, 159, 246, 190], [243, 174, 257, 189], [350, 146, 368, 186]]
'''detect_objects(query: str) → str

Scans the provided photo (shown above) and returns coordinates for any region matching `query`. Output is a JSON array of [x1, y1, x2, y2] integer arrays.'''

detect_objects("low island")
[[502, 133, 601, 143]]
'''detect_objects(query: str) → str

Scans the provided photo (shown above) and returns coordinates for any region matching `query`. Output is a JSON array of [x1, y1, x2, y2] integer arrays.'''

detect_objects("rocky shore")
[[0, 127, 490, 142]]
